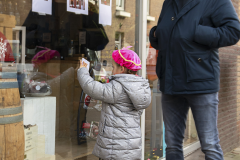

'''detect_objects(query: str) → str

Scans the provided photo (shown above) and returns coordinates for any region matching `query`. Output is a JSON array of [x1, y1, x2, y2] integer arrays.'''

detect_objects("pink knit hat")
[[112, 46, 142, 71]]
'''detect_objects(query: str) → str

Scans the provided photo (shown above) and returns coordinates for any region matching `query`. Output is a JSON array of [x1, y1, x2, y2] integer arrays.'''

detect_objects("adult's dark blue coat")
[[150, 0, 240, 95]]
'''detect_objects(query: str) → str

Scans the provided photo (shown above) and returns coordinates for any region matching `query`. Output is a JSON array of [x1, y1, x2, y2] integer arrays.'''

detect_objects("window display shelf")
[[22, 96, 56, 156]]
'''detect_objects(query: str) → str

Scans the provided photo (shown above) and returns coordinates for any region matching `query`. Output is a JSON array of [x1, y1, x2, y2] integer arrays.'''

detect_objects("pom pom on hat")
[[112, 46, 142, 71]]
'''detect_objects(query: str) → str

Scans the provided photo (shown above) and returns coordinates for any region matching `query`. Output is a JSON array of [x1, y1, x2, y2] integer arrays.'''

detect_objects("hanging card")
[[32, 0, 52, 15], [99, 0, 112, 26], [67, 0, 88, 15]]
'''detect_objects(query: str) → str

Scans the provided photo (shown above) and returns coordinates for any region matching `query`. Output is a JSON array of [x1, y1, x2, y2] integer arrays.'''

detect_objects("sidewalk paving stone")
[[185, 146, 240, 160]]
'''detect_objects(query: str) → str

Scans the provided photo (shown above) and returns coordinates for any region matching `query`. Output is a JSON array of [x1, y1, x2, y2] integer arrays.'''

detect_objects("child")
[[77, 46, 151, 160]]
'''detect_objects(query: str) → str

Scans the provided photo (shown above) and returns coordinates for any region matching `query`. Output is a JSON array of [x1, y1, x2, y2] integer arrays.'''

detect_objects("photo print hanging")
[[99, 0, 112, 26], [67, 0, 88, 15], [101, 0, 110, 6], [32, 0, 52, 15]]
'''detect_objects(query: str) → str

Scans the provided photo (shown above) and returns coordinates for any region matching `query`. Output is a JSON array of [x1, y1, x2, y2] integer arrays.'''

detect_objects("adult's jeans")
[[162, 93, 224, 160]]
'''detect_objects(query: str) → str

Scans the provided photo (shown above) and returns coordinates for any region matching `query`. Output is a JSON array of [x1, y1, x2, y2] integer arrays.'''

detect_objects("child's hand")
[[79, 60, 88, 69]]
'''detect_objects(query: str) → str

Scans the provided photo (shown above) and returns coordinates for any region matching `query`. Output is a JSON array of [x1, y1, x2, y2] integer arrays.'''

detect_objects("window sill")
[[116, 10, 131, 18], [116, 7, 124, 11], [147, 16, 155, 22]]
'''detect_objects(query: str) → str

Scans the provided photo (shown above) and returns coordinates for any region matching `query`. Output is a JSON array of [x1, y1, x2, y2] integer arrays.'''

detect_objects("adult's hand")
[[149, 26, 159, 50], [193, 0, 240, 48]]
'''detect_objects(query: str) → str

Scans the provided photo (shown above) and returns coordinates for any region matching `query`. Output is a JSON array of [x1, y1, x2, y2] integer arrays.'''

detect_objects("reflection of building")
[[99, 0, 139, 65]]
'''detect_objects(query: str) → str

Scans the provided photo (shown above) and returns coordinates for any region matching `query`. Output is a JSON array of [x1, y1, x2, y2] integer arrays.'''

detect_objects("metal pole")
[[139, 0, 147, 159]]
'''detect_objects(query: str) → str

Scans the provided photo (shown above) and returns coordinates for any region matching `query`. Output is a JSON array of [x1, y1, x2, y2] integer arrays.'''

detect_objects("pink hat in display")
[[112, 46, 142, 71]]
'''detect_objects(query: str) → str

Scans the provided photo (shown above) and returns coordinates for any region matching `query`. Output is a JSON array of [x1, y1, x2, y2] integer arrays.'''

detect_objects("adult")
[[149, 0, 240, 159]]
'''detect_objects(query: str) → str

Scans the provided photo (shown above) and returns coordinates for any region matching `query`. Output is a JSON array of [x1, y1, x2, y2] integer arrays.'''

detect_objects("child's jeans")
[[162, 92, 224, 160]]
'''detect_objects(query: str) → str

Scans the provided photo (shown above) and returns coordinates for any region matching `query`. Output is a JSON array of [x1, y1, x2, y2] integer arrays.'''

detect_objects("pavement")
[[224, 147, 240, 160], [75, 146, 240, 160], [185, 146, 240, 160]]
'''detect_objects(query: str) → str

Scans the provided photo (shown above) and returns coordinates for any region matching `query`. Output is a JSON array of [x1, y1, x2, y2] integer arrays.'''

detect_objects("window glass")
[[115, 32, 122, 50], [116, 0, 124, 10], [0, 0, 140, 159]]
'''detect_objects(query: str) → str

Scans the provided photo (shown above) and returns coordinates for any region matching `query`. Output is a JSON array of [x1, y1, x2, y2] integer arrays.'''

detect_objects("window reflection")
[[0, 0, 139, 159]]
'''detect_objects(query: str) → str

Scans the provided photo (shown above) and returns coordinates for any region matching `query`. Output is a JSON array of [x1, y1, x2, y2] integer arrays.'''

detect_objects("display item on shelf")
[[17, 72, 26, 98], [17, 66, 51, 97], [0, 31, 15, 62], [93, 67, 109, 83], [26, 80, 52, 97], [31, 47, 60, 67], [89, 121, 99, 139], [83, 94, 94, 109], [68, 40, 75, 57], [79, 120, 90, 140], [79, 121, 99, 140], [93, 100, 102, 111], [83, 94, 102, 111]]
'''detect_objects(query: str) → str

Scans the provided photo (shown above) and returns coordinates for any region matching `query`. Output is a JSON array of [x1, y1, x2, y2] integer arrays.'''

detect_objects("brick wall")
[[218, 46, 240, 153], [217, 0, 240, 153]]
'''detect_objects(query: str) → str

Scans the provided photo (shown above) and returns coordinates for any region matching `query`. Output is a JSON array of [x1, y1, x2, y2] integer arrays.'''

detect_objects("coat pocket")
[[185, 51, 215, 82]]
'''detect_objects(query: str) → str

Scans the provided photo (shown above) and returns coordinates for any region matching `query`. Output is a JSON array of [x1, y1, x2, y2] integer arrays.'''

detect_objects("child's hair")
[[115, 62, 138, 75]]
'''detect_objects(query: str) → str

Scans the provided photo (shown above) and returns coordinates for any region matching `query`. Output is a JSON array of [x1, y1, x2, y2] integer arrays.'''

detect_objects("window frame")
[[89, 0, 97, 5], [147, 0, 150, 15], [115, 32, 122, 50], [116, 0, 124, 11]]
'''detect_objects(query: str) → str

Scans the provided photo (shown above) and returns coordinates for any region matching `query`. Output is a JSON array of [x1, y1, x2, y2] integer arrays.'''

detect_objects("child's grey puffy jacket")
[[77, 68, 151, 160]]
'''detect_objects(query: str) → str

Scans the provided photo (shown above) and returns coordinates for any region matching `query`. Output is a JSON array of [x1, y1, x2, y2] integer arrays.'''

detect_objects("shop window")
[[0, 0, 142, 159], [116, 0, 124, 11], [115, 32, 122, 50]]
